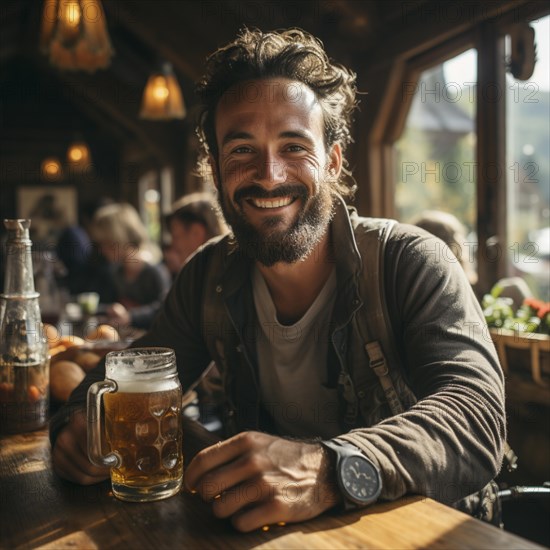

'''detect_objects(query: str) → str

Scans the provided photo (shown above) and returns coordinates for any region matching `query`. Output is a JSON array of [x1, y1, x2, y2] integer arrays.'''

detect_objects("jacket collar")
[[330, 194, 363, 284], [329, 195, 364, 330]]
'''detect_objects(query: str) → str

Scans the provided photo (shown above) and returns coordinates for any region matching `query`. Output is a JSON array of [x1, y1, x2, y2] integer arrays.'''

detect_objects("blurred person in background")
[[89, 203, 171, 330], [411, 210, 478, 288], [161, 242, 183, 279], [56, 197, 116, 298], [165, 191, 227, 274], [412, 210, 534, 306]]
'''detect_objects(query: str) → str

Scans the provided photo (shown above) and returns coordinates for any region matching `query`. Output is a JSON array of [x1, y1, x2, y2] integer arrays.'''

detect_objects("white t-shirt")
[[252, 266, 341, 439]]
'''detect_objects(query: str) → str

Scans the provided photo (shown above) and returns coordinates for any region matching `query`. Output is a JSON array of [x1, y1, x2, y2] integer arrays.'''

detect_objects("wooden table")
[[0, 430, 544, 550]]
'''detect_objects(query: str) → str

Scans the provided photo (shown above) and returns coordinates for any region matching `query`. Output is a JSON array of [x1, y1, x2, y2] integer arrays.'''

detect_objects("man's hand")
[[51, 408, 110, 485], [184, 431, 341, 532]]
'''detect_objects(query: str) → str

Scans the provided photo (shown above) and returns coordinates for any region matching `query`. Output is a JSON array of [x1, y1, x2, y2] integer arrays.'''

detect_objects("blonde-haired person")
[[90, 203, 171, 329]]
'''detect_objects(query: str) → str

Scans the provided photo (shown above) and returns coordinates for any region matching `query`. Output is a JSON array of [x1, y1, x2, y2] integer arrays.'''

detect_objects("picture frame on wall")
[[17, 186, 77, 244]]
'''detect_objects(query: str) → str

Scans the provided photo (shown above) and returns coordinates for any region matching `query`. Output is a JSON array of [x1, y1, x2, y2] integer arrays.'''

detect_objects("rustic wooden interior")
[[1, 1, 547, 286], [1, 0, 549, 544]]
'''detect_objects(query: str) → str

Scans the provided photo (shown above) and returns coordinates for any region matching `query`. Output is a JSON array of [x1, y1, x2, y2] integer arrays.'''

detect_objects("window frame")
[[364, 4, 549, 294]]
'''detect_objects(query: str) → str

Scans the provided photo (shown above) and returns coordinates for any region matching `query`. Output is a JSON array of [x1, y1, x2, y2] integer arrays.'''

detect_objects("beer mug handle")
[[87, 380, 121, 469]]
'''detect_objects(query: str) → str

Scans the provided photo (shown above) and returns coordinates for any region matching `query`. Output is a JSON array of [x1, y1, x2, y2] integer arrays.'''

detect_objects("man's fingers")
[[51, 414, 110, 485], [52, 444, 109, 484], [231, 499, 289, 533], [53, 438, 109, 480], [196, 451, 269, 503], [183, 432, 330, 532], [211, 476, 271, 518], [185, 433, 255, 491], [53, 456, 102, 485]]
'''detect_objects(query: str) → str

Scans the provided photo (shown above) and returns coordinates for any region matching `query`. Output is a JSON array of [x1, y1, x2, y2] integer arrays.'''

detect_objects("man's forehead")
[[217, 78, 319, 110]]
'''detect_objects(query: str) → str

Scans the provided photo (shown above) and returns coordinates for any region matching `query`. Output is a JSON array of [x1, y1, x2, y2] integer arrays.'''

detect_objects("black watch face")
[[341, 455, 380, 503]]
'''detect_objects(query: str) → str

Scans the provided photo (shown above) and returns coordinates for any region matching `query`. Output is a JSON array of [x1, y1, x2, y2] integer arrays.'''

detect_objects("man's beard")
[[218, 182, 334, 267]]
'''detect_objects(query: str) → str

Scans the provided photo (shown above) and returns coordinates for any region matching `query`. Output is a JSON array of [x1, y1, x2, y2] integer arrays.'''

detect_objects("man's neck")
[[256, 228, 334, 325]]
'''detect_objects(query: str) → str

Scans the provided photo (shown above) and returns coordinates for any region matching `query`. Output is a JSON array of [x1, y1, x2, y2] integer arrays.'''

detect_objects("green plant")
[[482, 284, 550, 335]]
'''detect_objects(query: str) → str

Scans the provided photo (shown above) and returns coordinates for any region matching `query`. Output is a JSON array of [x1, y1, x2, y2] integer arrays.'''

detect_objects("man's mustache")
[[234, 184, 308, 204]]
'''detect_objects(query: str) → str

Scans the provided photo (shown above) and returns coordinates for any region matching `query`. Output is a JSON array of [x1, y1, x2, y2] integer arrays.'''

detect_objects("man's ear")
[[208, 153, 220, 190], [327, 142, 343, 178]]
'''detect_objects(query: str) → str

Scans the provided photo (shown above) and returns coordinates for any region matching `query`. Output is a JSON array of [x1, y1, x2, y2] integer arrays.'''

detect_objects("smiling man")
[[215, 78, 335, 269], [50, 29, 505, 533]]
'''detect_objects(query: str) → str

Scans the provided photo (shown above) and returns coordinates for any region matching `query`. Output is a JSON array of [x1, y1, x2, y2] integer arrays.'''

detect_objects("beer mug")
[[87, 347, 183, 502]]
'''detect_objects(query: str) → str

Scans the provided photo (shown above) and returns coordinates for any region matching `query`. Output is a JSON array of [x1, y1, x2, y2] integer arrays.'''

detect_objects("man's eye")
[[232, 146, 253, 154], [286, 144, 305, 152]]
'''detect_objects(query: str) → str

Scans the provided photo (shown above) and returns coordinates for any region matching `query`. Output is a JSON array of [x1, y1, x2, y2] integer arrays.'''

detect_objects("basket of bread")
[[45, 323, 129, 403]]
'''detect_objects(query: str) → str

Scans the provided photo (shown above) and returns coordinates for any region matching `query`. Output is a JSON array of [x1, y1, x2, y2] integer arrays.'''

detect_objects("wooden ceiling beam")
[[364, 0, 533, 68], [104, 1, 200, 81]]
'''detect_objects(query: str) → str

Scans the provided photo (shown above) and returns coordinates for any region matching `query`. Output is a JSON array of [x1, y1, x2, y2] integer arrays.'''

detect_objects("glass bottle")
[[0, 219, 49, 433]]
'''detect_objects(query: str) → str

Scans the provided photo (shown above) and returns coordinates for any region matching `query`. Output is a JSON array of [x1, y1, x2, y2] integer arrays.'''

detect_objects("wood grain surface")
[[0, 429, 544, 550]]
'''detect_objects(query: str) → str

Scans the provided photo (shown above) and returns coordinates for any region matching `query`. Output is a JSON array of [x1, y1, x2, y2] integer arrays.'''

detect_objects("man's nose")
[[254, 153, 287, 186]]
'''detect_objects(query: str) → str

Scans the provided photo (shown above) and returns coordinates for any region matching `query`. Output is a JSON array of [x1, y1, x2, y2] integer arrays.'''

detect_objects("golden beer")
[[105, 385, 183, 499], [88, 348, 183, 502]]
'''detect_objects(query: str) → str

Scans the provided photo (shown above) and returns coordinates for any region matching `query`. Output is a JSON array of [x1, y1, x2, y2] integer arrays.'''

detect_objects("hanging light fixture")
[[140, 62, 186, 120], [67, 140, 91, 171], [41, 157, 64, 181], [40, 0, 114, 72]]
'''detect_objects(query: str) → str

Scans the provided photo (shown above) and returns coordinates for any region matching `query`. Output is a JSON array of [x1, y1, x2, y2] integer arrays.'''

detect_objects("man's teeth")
[[251, 197, 293, 209]]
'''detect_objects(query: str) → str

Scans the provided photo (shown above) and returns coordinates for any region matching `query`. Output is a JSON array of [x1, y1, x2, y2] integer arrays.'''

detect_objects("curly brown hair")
[[196, 28, 357, 197]]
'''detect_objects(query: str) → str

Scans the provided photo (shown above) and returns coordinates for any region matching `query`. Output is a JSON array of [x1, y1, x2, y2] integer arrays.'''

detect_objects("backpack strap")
[[353, 219, 416, 417], [364, 341, 405, 415]]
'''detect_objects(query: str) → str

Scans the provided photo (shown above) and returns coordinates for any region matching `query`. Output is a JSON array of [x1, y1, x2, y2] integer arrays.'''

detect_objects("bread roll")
[[50, 360, 86, 402]]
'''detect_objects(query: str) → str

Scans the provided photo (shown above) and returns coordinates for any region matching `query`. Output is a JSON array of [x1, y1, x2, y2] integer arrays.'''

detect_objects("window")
[[139, 171, 161, 244], [506, 15, 550, 300], [391, 14, 549, 298], [395, 50, 477, 229], [394, 49, 478, 278]]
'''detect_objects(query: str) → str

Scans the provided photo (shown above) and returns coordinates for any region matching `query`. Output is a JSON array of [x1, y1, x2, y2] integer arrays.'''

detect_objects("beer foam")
[[113, 378, 177, 393]]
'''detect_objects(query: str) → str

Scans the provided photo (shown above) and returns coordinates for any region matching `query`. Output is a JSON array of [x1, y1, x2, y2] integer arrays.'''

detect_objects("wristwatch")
[[321, 439, 382, 509]]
